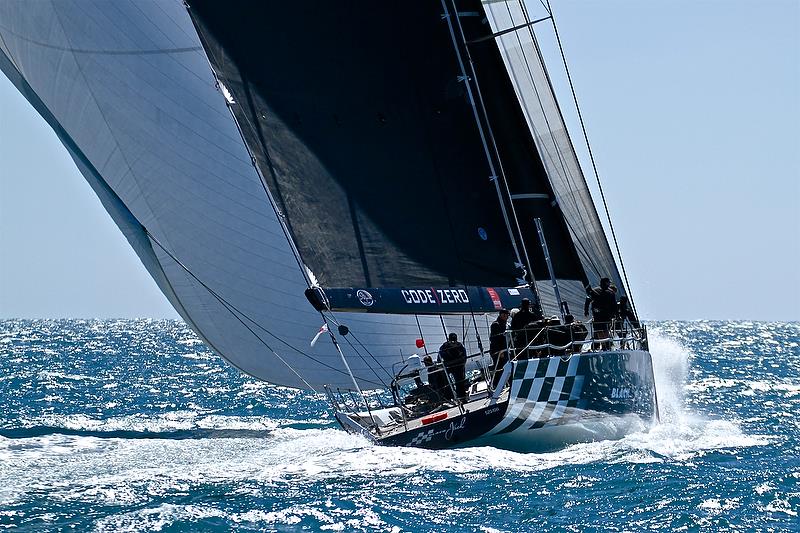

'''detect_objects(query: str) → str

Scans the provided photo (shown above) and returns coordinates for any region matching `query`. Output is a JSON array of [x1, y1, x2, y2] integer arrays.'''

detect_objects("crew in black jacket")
[[584, 277, 617, 347], [510, 298, 540, 331], [489, 309, 510, 387], [438, 333, 468, 402]]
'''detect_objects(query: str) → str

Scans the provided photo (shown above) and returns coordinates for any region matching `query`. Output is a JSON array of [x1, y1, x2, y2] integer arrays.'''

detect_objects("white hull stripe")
[[490, 355, 586, 435]]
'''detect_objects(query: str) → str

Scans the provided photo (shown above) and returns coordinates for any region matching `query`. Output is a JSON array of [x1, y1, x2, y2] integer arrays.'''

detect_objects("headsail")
[[481, 0, 627, 304]]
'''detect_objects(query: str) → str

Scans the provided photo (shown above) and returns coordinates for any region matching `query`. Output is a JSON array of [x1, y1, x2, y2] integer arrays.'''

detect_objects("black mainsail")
[[187, 0, 624, 318], [189, 1, 590, 293]]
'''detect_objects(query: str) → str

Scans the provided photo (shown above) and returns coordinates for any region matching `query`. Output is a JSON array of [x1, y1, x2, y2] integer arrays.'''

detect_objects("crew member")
[[615, 295, 641, 349], [422, 355, 450, 402], [489, 309, 510, 388], [438, 333, 468, 402], [510, 298, 543, 357], [584, 277, 617, 349], [564, 314, 589, 353], [510, 298, 540, 331]]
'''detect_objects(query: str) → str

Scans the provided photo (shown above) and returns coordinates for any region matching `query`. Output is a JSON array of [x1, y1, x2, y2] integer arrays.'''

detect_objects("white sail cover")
[[0, 0, 486, 390]]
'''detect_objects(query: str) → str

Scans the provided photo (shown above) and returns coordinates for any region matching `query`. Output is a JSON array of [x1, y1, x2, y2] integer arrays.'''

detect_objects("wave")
[[0, 329, 772, 517], [0, 426, 274, 441], [2, 411, 332, 436]]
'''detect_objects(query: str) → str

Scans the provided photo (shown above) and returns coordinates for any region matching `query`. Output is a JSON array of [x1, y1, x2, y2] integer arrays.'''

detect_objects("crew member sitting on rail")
[[584, 277, 617, 349], [438, 333, 468, 402], [489, 309, 510, 388], [564, 314, 589, 353]]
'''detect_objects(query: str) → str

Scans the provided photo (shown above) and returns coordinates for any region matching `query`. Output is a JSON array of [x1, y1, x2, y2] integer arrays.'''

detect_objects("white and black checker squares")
[[491, 355, 585, 435]]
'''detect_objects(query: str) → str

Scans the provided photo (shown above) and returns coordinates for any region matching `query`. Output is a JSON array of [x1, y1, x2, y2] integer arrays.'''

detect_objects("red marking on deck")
[[421, 412, 448, 425]]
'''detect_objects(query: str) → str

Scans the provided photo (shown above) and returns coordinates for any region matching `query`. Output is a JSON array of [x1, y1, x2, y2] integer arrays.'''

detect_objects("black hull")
[[378, 401, 507, 449], [371, 350, 658, 450]]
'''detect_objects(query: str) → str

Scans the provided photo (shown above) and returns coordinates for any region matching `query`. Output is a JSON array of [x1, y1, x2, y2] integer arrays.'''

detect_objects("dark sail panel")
[[188, 1, 589, 295], [189, 1, 524, 288]]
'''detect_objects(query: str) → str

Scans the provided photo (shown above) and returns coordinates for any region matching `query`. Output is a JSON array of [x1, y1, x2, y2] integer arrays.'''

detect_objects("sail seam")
[[0, 23, 200, 55]]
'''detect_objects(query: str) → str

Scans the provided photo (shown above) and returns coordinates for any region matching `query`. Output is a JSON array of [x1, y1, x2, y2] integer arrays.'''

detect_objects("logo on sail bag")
[[356, 290, 374, 307]]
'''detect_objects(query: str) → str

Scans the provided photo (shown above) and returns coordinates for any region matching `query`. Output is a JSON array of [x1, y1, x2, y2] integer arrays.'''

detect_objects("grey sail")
[[482, 1, 627, 304], [1, 0, 631, 392]]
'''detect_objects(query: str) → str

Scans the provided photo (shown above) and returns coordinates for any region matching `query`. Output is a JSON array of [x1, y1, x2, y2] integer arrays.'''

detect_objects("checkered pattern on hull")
[[490, 355, 586, 435], [408, 428, 435, 446]]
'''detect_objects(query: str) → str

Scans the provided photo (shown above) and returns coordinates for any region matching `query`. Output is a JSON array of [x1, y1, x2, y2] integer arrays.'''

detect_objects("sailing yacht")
[[0, 0, 658, 450]]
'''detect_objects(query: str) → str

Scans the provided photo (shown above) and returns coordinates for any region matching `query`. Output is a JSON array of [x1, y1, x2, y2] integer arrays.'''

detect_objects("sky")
[[0, 0, 798, 321]]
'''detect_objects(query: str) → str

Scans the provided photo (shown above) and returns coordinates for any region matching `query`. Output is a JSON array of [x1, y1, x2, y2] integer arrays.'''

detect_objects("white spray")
[[648, 327, 691, 424]]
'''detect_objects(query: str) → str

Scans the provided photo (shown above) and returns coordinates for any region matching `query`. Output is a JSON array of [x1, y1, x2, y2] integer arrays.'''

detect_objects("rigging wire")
[[144, 228, 383, 388], [320, 311, 390, 389], [543, 0, 639, 315]]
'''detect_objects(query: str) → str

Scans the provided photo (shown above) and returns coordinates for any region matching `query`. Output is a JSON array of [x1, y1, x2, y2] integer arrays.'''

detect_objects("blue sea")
[[0, 320, 797, 532]]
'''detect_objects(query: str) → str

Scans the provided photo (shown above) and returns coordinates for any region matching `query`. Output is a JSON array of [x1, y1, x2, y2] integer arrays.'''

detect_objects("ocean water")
[[0, 320, 797, 532]]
